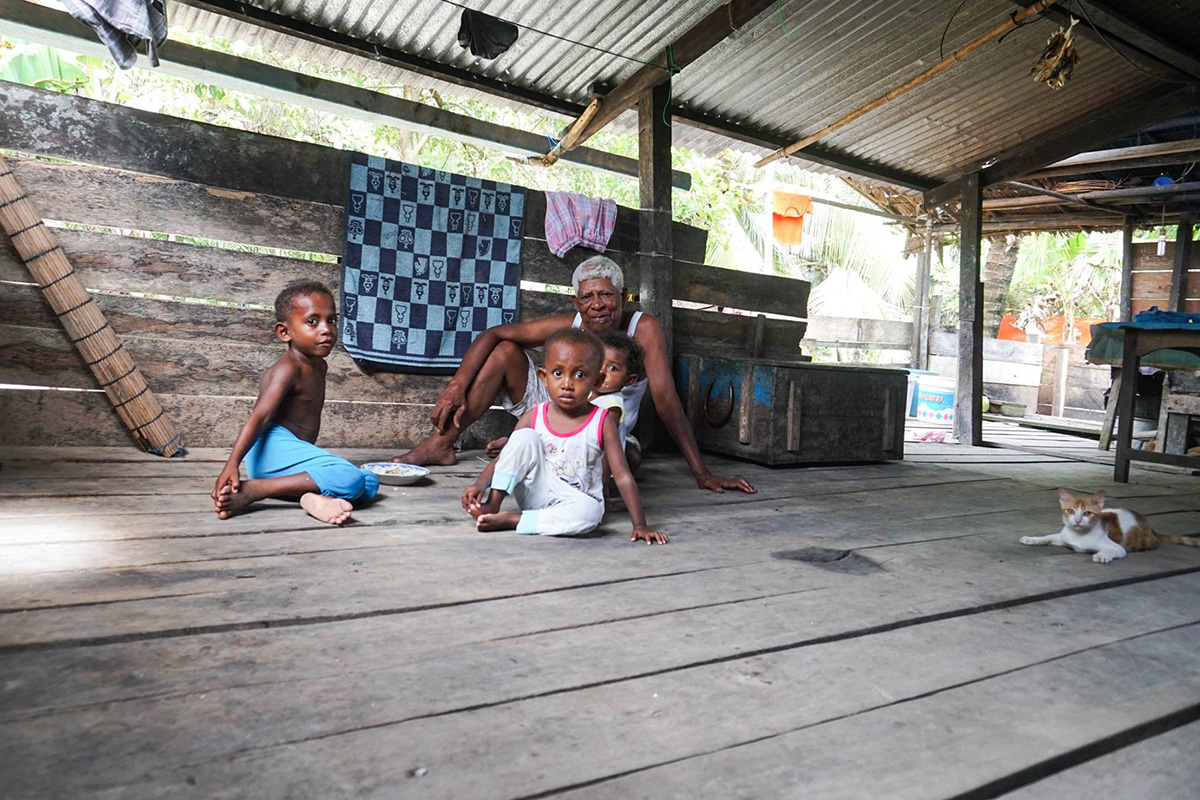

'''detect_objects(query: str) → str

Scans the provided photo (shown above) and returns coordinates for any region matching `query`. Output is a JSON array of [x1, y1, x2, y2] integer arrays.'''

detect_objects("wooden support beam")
[[0, 155, 183, 456], [955, 173, 984, 447], [1025, 138, 1200, 179], [984, 181, 1200, 210], [0, 0, 690, 190], [756, 1, 1063, 168], [1120, 217, 1134, 321], [910, 222, 933, 369], [1004, 181, 1127, 216], [1018, 0, 1200, 82], [638, 82, 674, 452], [562, 0, 778, 153], [925, 83, 1200, 210], [1168, 214, 1195, 312]]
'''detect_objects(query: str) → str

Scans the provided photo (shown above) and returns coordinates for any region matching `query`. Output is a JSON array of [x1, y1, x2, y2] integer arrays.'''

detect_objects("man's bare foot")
[[300, 493, 354, 525], [476, 511, 521, 532], [215, 483, 256, 519], [484, 437, 509, 458], [391, 438, 457, 466]]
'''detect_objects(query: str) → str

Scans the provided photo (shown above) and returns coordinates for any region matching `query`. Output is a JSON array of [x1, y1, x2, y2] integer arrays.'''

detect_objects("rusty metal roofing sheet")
[[167, 0, 1193, 189]]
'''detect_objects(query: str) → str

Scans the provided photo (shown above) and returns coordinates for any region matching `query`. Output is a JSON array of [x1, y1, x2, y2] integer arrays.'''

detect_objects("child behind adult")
[[463, 328, 667, 544], [211, 280, 378, 524]]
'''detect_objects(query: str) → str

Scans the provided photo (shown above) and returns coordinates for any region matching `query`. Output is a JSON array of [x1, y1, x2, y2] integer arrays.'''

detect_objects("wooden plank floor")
[[2, 443, 1200, 798]]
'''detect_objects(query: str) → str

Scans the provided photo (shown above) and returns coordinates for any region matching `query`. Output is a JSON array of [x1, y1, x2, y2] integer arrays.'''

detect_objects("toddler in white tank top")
[[463, 329, 666, 543]]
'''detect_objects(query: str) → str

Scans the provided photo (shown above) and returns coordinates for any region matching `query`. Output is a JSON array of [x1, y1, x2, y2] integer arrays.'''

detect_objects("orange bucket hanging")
[[772, 191, 812, 245]]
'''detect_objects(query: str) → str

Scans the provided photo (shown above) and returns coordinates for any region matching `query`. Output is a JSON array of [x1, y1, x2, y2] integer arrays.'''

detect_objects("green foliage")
[[0, 41, 90, 92], [1008, 231, 1120, 340]]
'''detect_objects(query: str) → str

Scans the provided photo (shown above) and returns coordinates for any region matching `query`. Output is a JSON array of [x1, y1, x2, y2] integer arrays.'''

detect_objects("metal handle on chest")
[[702, 380, 735, 428]]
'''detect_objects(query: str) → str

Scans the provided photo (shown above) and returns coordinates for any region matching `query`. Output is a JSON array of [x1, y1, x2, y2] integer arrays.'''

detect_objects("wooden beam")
[[639, 83, 674, 354], [1169, 214, 1195, 312], [638, 82, 674, 452], [0, 0, 691, 190], [756, 1, 1063, 168], [955, 173, 984, 447], [910, 222, 933, 369], [983, 181, 1200, 210], [1120, 217, 1134, 321], [1018, 0, 1200, 82], [925, 83, 1200, 209], [563, 0, 778, 152], [1025, 138, 1200, 179], [1005, 181, 1127, 216]]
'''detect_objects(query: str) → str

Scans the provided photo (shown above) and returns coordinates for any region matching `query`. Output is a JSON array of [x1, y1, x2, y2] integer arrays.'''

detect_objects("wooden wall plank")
[[1, 229, 806, 321], [0, 389, 514, 449], [0, 83, 709, 260]]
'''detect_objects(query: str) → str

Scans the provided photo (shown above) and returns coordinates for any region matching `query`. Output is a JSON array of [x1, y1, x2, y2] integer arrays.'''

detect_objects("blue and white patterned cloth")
[[61, 0, 166, 69], [340, 154, 527, 373]]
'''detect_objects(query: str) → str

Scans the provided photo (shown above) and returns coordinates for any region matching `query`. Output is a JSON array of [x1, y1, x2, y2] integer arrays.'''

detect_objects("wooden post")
[[910, 221, 933, 369], [955, 173, 984, 446], [1168, 214, 1194, 311], [1114, 329, 1140, 482], [1119, 216, 1134, 321], [637, 81, 674, 449]]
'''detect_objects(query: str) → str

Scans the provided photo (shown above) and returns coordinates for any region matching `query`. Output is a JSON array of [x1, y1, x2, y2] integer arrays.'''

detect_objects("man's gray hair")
[[572, 255, 624, 296]]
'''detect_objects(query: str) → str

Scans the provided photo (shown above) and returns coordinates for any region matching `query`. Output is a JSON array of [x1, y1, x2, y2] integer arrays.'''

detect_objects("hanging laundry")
[[61, 0, 167, 69], [772, 191, 812, 245], [544, 191, 618, 258], [457, 9, 519, 59], [340, 154, 527, 374]]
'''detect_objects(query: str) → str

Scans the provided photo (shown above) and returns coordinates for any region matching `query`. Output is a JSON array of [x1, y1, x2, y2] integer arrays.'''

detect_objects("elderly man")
[[394, 255, 755, 494]]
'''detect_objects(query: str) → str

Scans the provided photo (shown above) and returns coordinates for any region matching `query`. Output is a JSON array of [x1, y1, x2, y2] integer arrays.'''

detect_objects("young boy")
[[463, 328, 667, 544], [211, 281, 378, 524]]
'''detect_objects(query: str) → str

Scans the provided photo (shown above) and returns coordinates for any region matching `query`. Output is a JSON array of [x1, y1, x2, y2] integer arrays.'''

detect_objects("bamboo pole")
[[0, 155, 184, 456], [755, 0, 1064, 168]]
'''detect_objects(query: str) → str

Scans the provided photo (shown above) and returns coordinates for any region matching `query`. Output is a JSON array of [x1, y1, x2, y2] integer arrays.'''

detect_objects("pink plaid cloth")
[[544, 191, 618, 258]]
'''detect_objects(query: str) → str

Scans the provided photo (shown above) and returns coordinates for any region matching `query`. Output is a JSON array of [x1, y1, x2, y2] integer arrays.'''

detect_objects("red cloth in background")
[[772, 191, 812, 245]]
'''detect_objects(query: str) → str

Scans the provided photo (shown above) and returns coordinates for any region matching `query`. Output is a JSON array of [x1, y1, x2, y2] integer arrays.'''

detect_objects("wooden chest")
[[675, 354, 907, 466]]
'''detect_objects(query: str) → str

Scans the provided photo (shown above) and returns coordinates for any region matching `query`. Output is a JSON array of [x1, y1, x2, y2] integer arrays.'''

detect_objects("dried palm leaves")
[[1031, 17, 1080, 89]]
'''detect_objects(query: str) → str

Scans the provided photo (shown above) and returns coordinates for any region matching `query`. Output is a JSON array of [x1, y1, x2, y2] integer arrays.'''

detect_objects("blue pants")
[[245, 424, 378, 504]]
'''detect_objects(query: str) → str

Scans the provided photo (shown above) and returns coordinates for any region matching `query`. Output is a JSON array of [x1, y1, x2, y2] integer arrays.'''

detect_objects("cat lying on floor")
[[1020, 488, 1200, 563]]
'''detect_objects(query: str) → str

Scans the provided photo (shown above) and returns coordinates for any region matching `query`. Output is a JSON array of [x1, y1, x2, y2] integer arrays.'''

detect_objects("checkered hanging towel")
[[340, 154, 527, 374]]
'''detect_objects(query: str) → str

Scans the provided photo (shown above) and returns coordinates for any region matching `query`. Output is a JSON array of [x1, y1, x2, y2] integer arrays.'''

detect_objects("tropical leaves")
[[1008, 231, 1121, 341], [0, 42, 90, 92]]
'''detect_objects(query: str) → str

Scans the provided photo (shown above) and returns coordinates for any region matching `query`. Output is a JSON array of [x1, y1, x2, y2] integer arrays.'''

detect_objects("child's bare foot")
[[466, 489, 503, 519], [391, 439, 457, 466], [484, 437, 509, 457], [300, 493, 354, 525], [215, 483, 256, 519], [476, 511, 521, 532]]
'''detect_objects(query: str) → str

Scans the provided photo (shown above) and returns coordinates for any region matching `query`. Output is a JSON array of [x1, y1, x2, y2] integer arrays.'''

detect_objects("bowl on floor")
[[362, 462, 430, 486]]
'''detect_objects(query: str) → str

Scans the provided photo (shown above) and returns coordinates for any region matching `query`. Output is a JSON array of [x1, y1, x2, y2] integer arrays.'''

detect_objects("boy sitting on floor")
[[463, 328, 667, 544], [212, 280, 378, 524]]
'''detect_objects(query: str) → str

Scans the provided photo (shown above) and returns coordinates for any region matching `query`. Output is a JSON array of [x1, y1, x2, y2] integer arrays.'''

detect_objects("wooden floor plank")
[[8, 579, 1193, 799], [545, 625, 1200, 800], [1001, 720, 1200, 799]]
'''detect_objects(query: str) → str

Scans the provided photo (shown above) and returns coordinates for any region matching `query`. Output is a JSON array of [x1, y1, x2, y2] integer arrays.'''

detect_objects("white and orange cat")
[[1021, 488, 1200, 563]]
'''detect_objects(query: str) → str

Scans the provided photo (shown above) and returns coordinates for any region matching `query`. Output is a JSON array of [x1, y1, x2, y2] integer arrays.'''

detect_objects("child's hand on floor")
[[212, 465, 241, 502], [632, 526, 668, 545], [461, 485, 484, 512]]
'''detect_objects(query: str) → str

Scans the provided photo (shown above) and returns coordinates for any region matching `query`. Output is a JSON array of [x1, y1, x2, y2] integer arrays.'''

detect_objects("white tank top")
[[571, 310, 650, 432], [531, 402, 608, 503]]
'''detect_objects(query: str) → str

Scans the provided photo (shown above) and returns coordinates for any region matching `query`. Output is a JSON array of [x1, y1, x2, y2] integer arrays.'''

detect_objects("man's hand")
[[212, 464, 241, 502], [431, 381, 468, 434], [632, 526, 669, 545], [697, 472, 757, 494], [461, 485, 483, 511]]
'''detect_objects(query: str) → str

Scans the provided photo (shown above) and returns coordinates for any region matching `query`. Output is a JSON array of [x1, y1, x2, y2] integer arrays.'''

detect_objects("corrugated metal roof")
[[167, 0, 1193, 193]]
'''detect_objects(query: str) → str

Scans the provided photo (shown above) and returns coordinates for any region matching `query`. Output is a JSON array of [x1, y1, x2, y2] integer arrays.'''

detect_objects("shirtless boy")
[[464, 329, 667, 544], [212, 281, 378, 524]]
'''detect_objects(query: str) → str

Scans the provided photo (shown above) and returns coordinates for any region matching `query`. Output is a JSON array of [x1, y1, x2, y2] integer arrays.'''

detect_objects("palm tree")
[[1009, 231, 1121, 343]]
